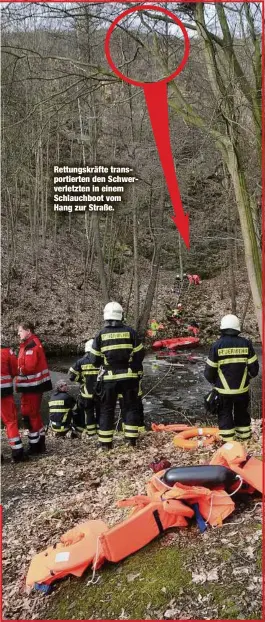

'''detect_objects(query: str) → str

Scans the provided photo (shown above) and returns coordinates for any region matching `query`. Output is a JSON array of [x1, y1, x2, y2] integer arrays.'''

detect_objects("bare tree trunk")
[[93, 213, 109, 304], [223, 166, 237, 314], [138, 183, 166, 334], [178, 233, 183, 280], [132, 186, 139, 327], [241, 290, 252, 331], [224, 143, 261, 333]]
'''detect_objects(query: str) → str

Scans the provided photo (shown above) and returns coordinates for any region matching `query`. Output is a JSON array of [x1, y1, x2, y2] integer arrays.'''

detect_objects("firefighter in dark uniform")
[[204, 314, 259, 442], [48, 379, 76, 436], [90, 301, 145, 449], [68, 340, 100, 436]]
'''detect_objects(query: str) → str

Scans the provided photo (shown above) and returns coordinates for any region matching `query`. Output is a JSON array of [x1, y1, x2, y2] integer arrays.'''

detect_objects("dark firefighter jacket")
[[48, 390, 76, 430], [68, 353, 99, 398], [204, 332, 259, 395], [90, 322, 145, 381]]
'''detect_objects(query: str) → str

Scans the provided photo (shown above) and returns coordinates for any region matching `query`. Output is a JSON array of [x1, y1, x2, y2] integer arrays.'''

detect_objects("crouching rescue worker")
[[16, 322, 52, 453], [90, 302, 145, 449], [68, 340, 100, 436], [0, 337, 26, 462], [48, 379, 76, 436], [204, 314, 259, 442]]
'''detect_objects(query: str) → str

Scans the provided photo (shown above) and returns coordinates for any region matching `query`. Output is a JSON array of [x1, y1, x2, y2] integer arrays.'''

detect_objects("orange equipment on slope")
[[210, 441, 263, 494], [147, 320, 165, 338], [151, 423, 190, 433], [26, 520, 108, 589], [173, 427, 220, 450]]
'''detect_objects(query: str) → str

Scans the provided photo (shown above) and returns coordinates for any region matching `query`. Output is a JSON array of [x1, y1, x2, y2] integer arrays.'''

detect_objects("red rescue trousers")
[[20, 393, 45, 445], [0, 395, 23, 453]]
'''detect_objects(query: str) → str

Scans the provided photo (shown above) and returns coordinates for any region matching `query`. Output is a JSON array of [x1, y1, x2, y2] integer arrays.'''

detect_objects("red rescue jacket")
[[1, 346, 18, 397], [16, 334, 52, 394]]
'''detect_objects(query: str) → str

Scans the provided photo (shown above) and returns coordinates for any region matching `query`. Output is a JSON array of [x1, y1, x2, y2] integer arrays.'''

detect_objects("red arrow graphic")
[[143, 81, 189, 248]]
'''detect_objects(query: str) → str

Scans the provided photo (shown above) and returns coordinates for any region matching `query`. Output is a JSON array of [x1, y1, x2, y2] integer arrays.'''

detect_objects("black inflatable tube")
[[162, 465, 238, 489]]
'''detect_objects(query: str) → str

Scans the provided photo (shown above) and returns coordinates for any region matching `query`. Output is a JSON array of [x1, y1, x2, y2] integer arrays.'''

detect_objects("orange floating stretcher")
[[26, 520, 108, 589], [94, 499, 194, 570], [26, 494, 194, 588], [210, 441, 263, 493], [27, 443, 260, 591], [146, 471, 235, 528]]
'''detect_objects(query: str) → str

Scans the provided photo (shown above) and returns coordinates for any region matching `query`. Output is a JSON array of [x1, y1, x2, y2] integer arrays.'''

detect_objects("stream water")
[[25, 345, 261, 428]]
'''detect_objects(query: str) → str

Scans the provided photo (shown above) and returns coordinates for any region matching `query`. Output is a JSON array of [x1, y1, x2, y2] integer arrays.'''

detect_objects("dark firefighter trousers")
[[99, 378, 140, 446], [118, 394, 145, 431], [73, 395, 100, 435], [218, 393, 251, 442]]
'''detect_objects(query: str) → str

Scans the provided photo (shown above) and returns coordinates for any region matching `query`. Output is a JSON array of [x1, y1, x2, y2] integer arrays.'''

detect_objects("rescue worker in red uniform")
[[16, 322, 52, 453], [0, 339, 25, 461], [90, 302, 145, 449], [68, 339, 100, 436], [204, 314, 259, 442]]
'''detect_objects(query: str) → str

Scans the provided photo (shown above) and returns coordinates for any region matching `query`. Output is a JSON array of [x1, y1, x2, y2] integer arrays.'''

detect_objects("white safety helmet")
[[103, 301, 123, 321], [220, 314, 241, 332], [84, 339, 93, 353]]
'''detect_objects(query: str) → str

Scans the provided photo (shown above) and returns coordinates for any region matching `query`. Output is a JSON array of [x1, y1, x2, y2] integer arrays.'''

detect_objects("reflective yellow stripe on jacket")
[[217, 360, 249, 394]]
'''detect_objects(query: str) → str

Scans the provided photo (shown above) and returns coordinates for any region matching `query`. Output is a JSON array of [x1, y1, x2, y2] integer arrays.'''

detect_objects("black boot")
[[28, 442, 40, 455], [126, 438, 137, 447], [100, 443, 113, 451], [38, 435, 46, 453], [12, 448, 29, 463], [70, 430, 79, 439]]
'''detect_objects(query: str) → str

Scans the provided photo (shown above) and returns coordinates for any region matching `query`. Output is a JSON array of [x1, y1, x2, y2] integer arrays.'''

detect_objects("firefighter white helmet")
[[220, 314, 241, 332], [104, 301, 123, 321], [84, 339, 93, 353]]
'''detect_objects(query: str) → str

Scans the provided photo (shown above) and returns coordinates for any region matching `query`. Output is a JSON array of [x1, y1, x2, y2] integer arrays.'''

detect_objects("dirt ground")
[[1, 426, 262, 621]]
